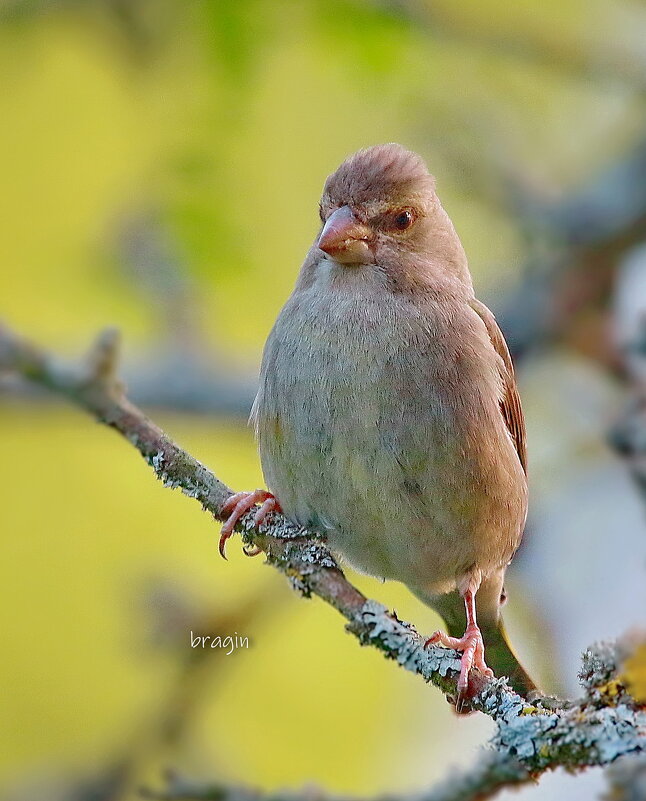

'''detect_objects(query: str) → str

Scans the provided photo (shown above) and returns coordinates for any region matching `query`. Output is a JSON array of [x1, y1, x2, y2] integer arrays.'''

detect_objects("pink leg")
[[218, 490, 282, 560], [424, 588, 494, 702]]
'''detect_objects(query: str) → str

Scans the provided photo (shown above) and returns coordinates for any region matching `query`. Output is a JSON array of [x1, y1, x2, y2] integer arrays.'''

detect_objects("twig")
[[141, 752, 532, 801], [1, 323, 645, 801], [610, 319, 646, 499]]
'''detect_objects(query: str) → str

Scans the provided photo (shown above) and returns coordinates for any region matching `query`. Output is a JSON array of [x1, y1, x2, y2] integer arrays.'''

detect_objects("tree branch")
[[141, 751, 532, 801], [1, 322, 644, 801]]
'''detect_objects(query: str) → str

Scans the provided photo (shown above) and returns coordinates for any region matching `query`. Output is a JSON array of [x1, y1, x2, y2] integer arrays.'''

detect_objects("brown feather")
[[322, 143, 435, 208], [469, 298, 527, 475]]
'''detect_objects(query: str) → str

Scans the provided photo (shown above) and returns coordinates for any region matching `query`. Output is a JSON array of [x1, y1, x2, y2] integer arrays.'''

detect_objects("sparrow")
[[220, 144, 536, 703]]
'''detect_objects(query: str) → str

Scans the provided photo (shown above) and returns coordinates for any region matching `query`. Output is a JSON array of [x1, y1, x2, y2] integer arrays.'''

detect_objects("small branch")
[[1, 323, 645, 801], [610, 319, 646, 500], [142, 752, 532, 801]]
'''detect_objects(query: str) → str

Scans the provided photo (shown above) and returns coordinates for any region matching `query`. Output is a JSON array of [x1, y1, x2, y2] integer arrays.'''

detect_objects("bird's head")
[[317, 143, 440, 268]]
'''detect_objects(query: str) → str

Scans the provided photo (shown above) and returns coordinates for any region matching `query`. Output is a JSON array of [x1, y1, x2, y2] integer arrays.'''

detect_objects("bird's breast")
[[254, 276, 526, 591]]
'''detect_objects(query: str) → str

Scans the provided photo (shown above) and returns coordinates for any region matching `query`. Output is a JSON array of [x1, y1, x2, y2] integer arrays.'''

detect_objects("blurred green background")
[[2, 1, 646, 799]]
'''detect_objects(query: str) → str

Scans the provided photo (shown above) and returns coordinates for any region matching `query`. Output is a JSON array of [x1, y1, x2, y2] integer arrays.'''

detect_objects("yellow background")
[[1, 2, 642, 798]]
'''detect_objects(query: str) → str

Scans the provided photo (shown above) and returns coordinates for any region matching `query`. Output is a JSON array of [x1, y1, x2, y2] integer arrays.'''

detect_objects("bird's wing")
[[469, 298, 527, 475]]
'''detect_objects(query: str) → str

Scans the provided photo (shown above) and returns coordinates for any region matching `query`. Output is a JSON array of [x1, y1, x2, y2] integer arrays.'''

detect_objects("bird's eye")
[[390, 208, 416, 232]]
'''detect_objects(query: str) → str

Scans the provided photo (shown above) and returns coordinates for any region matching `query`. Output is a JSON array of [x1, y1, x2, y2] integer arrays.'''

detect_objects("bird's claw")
[[218, 490, 281, 559], [425, 624, 493, 704]]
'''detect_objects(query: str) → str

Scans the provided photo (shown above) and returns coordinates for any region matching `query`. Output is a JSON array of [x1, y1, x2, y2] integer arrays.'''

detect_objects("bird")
[[220, 143, 536, 704]]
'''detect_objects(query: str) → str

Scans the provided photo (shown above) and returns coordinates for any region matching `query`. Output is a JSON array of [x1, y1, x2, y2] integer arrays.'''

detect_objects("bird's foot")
[[218, 490, 282, 560], [425, 624, 494, 705]]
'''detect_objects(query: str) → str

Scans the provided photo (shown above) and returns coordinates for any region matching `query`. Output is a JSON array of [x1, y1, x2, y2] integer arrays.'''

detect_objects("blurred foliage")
[[1, 0, 645, 798]]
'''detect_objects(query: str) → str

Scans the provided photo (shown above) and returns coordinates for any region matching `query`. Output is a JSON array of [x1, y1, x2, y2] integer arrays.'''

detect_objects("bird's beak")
[[317, 205, 374, 265]]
